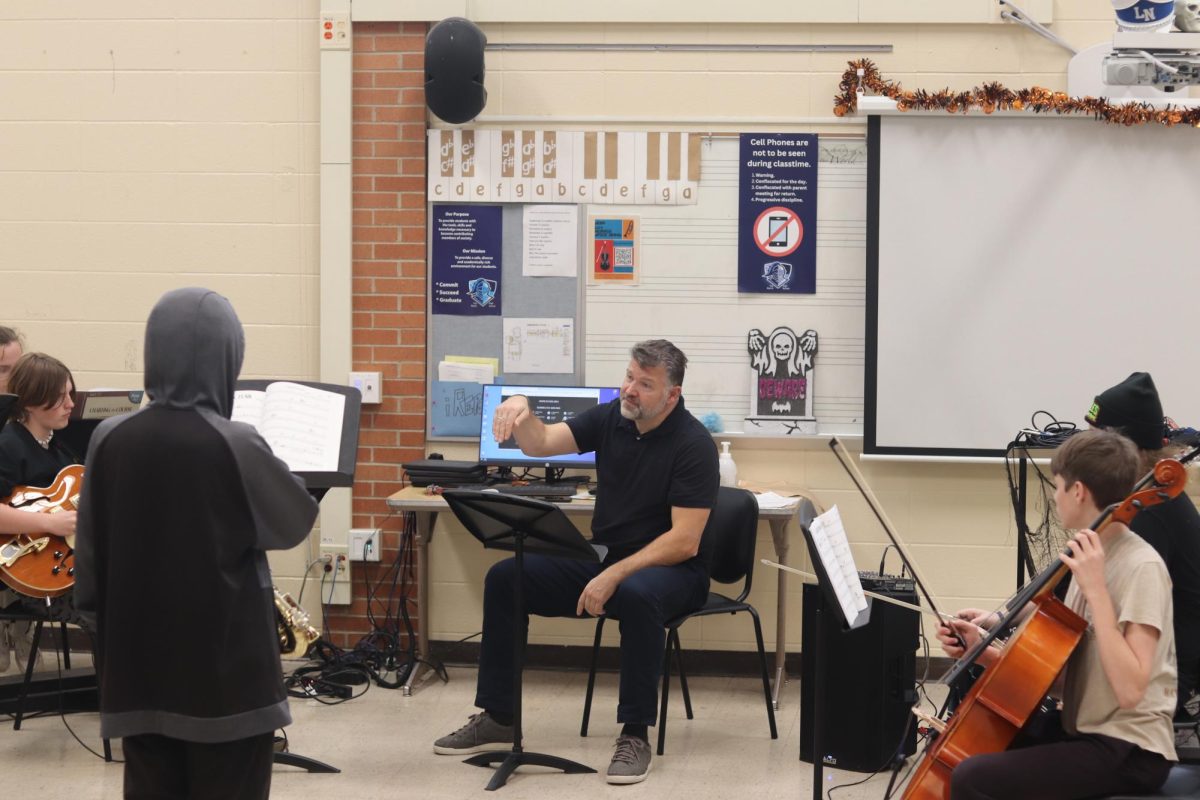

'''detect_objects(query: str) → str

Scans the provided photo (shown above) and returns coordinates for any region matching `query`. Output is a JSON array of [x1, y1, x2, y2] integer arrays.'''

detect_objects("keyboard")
[[493, 483, 580, 498]]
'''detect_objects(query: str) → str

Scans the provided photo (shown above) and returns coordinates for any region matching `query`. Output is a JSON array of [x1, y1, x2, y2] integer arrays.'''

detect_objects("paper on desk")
[[754, 491, 797, 510], [809, 505, 867, 627]]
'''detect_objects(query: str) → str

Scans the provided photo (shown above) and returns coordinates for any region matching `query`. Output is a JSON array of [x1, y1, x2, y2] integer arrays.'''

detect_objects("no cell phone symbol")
[[753, 206, 803, 258]]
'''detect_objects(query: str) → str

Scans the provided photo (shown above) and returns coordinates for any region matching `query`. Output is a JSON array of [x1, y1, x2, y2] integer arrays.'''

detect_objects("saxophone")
[[273, 586, 321, 657]]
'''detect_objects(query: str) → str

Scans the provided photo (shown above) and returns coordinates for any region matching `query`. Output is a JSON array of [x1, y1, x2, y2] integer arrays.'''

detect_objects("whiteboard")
[[584, 136, 868, 435], [867, 114, 1200, 457]]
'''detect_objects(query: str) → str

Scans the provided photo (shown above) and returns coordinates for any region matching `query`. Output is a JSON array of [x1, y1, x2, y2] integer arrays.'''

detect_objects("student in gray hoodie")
[[75, 287, 319, 799]]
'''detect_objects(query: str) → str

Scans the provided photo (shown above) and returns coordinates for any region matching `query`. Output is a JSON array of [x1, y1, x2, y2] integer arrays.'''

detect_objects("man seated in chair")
[[434, 339, 719, 784]]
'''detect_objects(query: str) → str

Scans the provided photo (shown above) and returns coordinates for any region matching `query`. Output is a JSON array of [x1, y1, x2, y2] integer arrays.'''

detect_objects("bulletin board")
[[427, 204, 585, 440], [425, 135, 868, 440]]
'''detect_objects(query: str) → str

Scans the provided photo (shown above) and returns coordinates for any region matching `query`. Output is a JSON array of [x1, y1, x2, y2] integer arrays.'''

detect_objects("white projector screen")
[[866, 114, 1200, 457]]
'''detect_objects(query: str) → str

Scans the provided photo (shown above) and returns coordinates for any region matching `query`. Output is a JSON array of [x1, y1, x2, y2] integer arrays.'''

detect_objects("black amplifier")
[[800, 572, 919, 772], [858, 571, 916, 595]]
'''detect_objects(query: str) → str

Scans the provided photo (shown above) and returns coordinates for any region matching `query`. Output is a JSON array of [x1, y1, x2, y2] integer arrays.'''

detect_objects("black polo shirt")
[[566, 396, 719, 564]]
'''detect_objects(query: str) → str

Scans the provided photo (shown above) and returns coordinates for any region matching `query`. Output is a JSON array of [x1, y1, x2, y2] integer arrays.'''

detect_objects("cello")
[[900, 453, 1192, 800]]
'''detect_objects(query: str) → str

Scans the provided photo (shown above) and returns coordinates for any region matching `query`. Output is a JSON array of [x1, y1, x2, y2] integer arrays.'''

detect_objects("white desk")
[[385, 486, 800, 706]]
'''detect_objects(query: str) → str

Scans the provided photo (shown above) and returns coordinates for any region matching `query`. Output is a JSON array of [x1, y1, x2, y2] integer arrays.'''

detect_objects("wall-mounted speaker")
[[424, 17, 487, 124]]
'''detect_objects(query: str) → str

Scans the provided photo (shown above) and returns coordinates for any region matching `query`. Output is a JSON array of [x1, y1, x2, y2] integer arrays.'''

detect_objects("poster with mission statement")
[[431, 204, 503, 315]]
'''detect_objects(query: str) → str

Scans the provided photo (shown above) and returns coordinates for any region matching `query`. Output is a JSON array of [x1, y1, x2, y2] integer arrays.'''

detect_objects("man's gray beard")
[[620, 395, 667, 421]]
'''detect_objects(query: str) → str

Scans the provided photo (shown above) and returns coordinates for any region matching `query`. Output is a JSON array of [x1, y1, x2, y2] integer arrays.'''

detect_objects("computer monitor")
[[479, 384, 620, 481]]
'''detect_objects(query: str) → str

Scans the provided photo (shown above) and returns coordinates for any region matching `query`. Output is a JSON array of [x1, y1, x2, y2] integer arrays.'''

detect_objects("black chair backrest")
[[701, 486, 760, 601]]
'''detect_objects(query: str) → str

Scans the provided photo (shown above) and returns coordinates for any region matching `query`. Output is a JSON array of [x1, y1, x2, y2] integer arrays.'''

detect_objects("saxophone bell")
[[273, 586, 321, 657]]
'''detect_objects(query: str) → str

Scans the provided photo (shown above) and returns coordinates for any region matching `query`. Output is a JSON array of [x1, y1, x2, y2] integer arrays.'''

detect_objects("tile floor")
[[1, 664, 939, 800]]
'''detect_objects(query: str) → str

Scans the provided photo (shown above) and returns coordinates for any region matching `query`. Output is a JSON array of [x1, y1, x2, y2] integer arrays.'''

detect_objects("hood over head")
[[144, 288, 244, 418]]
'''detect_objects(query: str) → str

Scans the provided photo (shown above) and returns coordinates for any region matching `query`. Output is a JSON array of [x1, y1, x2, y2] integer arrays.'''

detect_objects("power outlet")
[[349, 528, 380, 562], [319, 545, 351, 605], [319, 12, 350, 50]]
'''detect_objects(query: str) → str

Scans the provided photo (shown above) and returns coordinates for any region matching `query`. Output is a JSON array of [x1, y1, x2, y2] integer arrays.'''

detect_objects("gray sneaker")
[[606, 735, 652, 784], [433, 712, 514, 755]]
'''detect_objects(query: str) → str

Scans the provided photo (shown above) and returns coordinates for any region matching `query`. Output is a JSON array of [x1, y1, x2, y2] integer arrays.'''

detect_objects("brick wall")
[[324, 21, 427, 645]]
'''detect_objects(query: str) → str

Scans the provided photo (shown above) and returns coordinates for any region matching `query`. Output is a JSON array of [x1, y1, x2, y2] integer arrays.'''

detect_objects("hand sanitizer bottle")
[[718, 441, 738, 487]]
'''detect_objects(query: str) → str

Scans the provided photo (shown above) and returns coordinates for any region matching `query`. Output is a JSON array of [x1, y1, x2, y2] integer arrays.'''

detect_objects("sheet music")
[[808, 505, 867, 626], [232, 382, 344, 472]]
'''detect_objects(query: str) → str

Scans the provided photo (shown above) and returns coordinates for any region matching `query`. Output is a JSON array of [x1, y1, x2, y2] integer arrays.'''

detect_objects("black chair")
[[580, 486, 778, 755], [1096, 764, 1200, 799], [0, 603, 112, 760]]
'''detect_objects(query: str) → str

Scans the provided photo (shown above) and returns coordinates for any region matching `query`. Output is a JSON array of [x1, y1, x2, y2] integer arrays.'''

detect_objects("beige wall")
[[0, 1, 1169, 652], [418, 1, 1174, 654], [0, 1, 322, 580]]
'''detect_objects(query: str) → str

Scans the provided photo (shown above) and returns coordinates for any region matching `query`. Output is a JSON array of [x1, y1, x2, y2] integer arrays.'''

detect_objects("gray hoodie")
[[75, 287, 319, 742]]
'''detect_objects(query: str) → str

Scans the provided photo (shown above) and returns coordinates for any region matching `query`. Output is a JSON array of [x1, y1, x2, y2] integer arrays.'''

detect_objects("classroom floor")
[[0, 663, 940, 800]]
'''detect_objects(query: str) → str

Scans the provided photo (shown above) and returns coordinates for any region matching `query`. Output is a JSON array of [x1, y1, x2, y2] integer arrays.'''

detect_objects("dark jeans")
[[475, 553, 709, 727], [950, 723, 1172, 800], [122, 732, 275, 800]]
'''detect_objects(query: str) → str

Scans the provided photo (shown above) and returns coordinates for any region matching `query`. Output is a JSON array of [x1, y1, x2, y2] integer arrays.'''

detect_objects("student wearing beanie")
[[1087, 372, 1200, 723]]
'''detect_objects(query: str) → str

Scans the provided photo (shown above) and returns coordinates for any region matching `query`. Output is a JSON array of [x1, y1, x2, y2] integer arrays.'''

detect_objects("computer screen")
[[479, 384, 620, 472]]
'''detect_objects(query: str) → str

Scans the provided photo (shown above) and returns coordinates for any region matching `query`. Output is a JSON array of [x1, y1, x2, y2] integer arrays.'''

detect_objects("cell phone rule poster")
[[431, 204, 502, 315], [737, 133, 818, 294]]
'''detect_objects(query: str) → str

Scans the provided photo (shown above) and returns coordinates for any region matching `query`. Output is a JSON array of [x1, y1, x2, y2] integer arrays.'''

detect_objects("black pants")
[[950, 726, 1172, 800], [475, 553, 708, 726], [122, 732, 275, 800], [1177, 645, 1199, 721]]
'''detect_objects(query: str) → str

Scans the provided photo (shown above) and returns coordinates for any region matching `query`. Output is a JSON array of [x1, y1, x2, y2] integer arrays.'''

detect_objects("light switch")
[[349, 371, 382, 404]]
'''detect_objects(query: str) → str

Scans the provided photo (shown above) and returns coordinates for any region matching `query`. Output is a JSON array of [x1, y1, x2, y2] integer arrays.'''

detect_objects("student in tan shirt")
[[937, 429, 1176, 799]]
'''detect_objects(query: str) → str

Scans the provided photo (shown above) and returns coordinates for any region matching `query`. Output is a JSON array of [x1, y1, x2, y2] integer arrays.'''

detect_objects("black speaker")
[[424, 17, 487, 124], [799, 574, 919, 772]]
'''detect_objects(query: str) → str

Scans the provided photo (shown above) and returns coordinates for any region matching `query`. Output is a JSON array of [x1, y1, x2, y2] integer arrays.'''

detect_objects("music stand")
[[441, 490, 601, 791], [237, 380, 362, 775], [797, 509, 873, 800]]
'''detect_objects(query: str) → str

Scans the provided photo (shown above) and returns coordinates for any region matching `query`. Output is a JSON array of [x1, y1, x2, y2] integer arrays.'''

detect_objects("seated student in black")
[[0, 353, 80, 672], [1084, 372, 1200, 722]]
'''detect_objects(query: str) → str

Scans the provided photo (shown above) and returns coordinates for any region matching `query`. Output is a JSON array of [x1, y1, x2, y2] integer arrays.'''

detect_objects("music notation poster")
[[502, 318, 574, 374], [431, 204, 502, 316], [737, 132, 819, 294]]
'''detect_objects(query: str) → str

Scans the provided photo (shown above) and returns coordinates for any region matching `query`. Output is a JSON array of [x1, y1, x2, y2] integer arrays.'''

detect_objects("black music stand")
[[798, 513, 873, 800], [237, 380, 362, 775], [441, 490, 601, 791]]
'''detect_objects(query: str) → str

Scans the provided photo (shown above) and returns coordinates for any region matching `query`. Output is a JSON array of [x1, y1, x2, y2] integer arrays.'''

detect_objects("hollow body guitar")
[[0, 464, 84, 598]]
